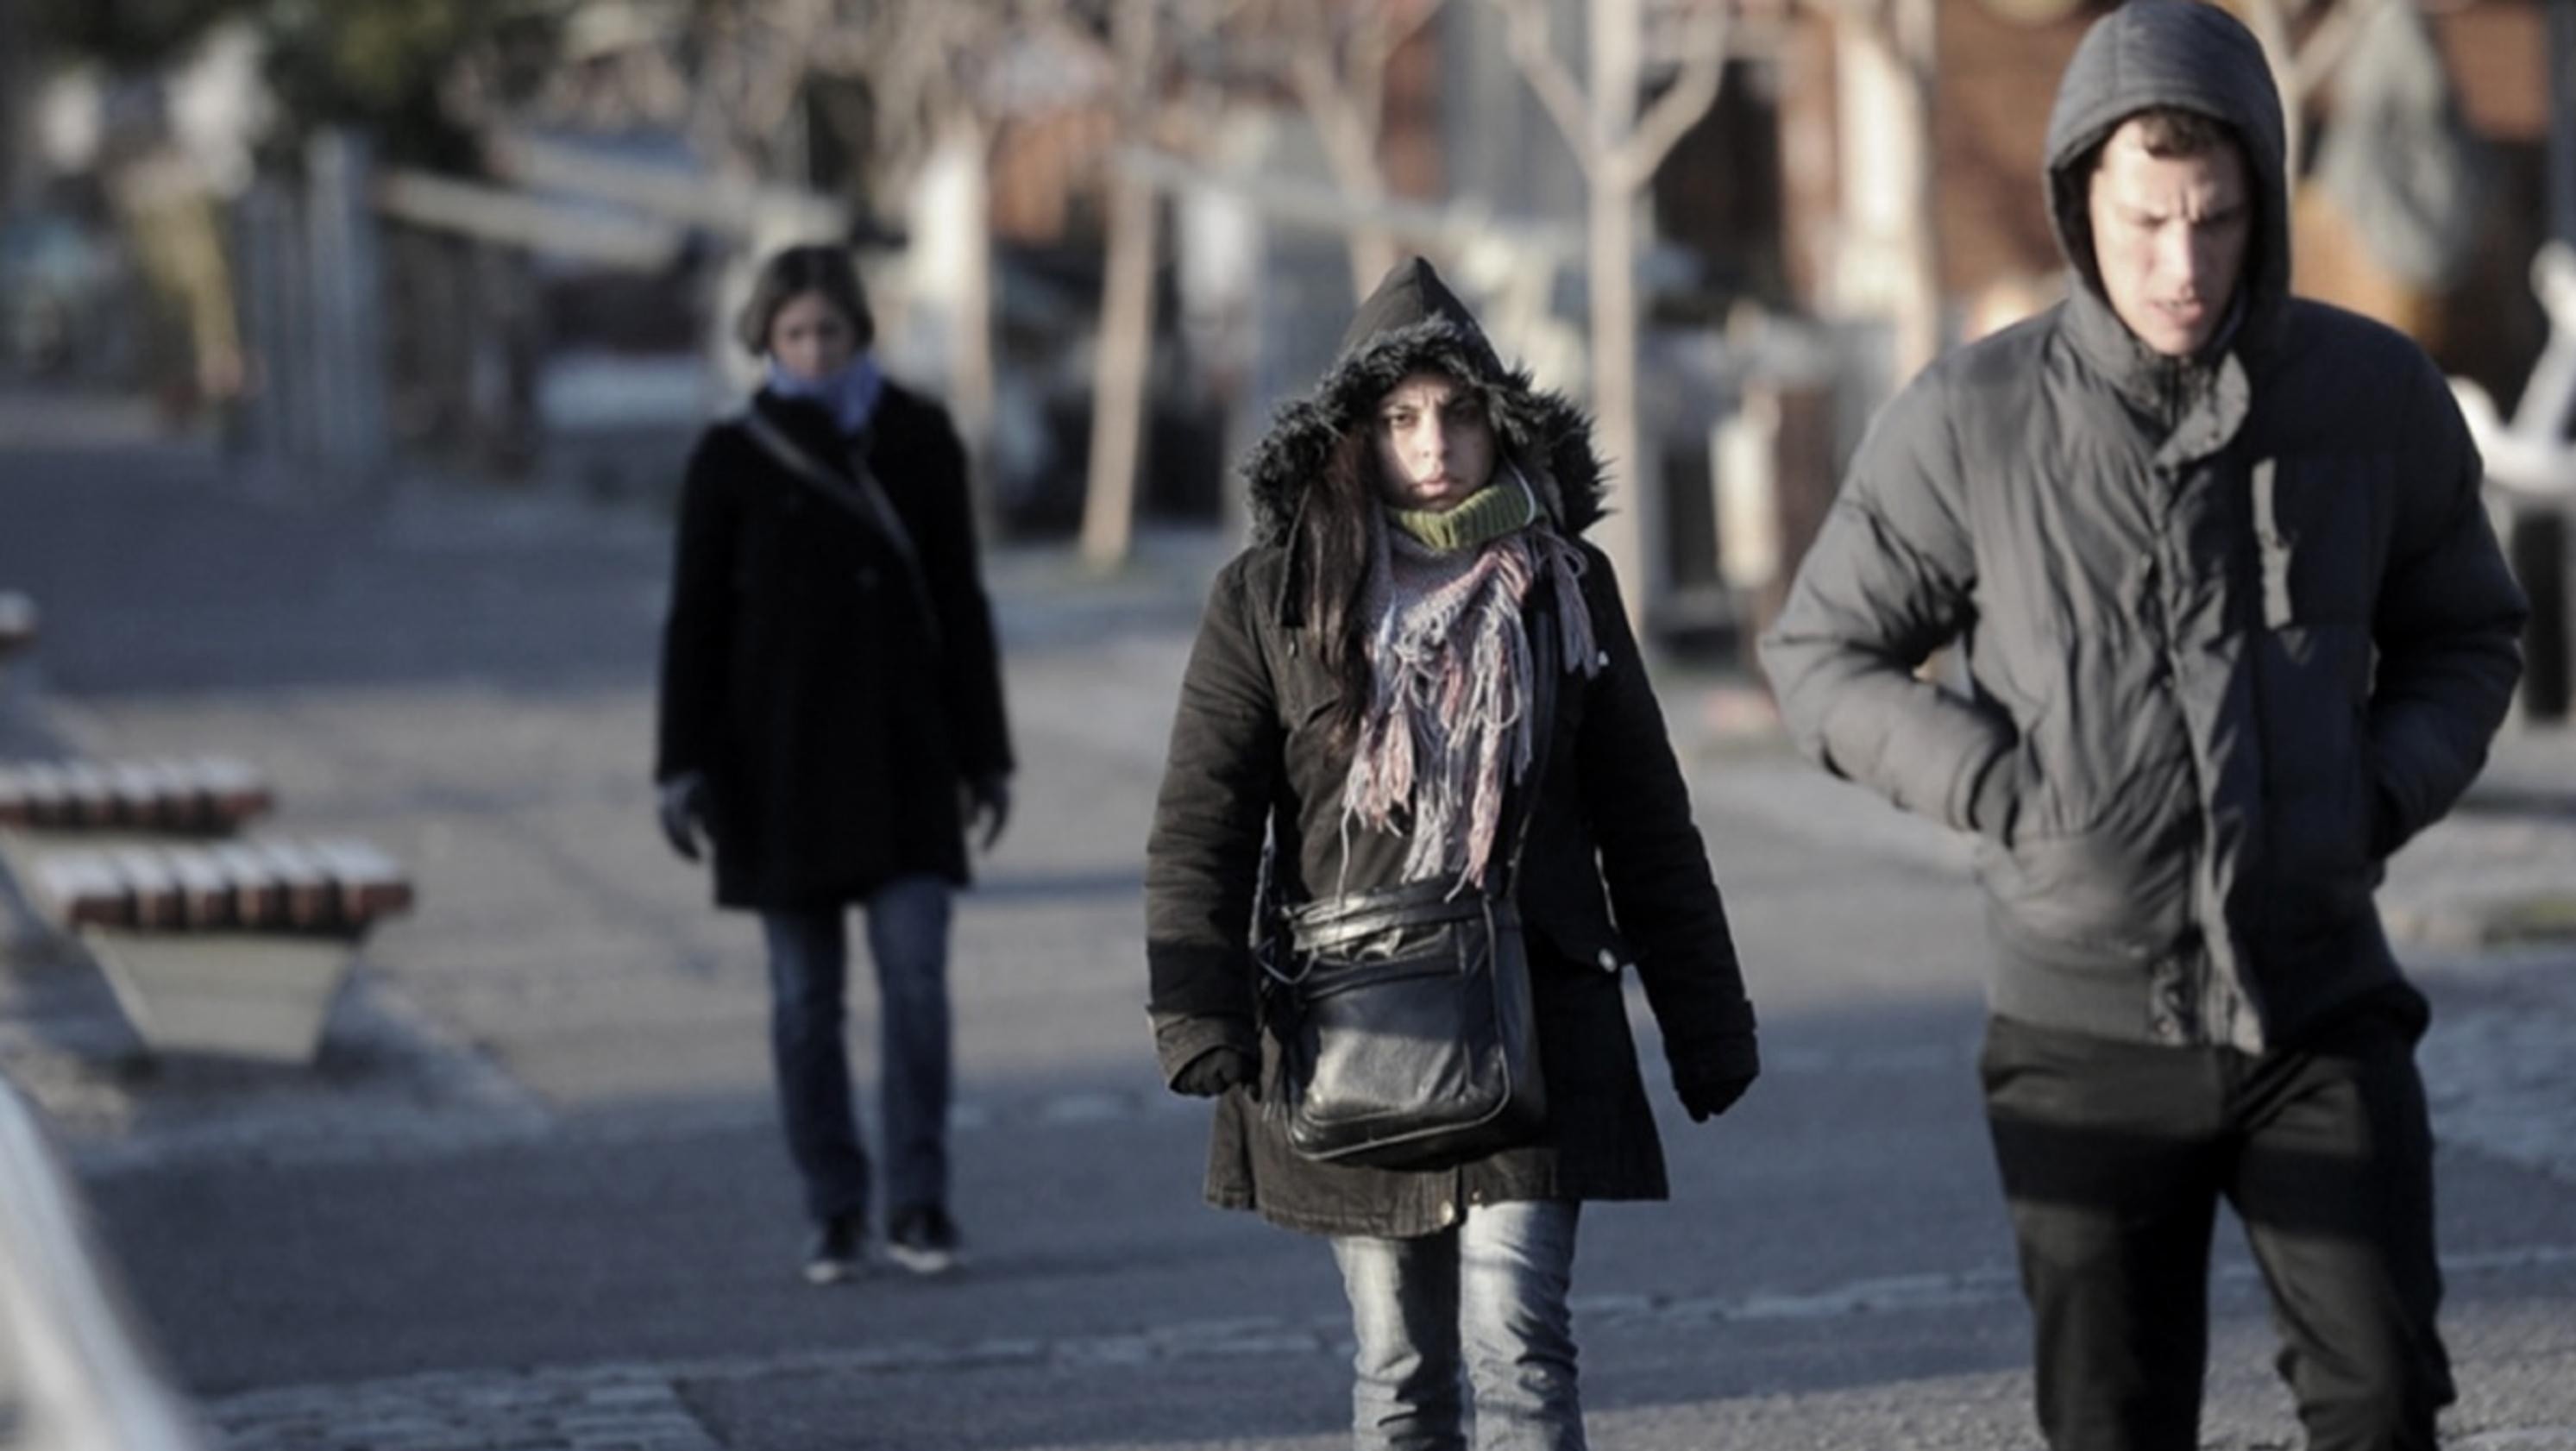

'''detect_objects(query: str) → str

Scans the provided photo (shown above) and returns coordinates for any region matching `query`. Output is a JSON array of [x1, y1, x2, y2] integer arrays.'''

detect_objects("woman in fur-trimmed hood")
[[1144, 257, 1760, 1450]]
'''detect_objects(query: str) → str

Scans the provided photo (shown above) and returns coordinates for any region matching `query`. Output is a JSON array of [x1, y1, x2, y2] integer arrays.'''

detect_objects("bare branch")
[[1486, 0, 1601, 176], [2291, 0, 2379, 99], [1379, 0, 1450, 57], [1329, 0, 1443, 147], [1610, 2, 1733, 192], [1288, 46, 1391, 199], [1794, 0, 1888, 22]]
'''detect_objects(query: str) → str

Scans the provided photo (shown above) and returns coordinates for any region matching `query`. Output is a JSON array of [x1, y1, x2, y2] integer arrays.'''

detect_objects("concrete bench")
[[1, 832, 415, 1064], [0, 756, 274, 834]]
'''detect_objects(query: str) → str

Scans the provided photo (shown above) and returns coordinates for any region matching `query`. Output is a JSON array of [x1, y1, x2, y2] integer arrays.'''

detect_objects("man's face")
[[1372, 371, 1495, 513], [2087, 117, 2252, 358]]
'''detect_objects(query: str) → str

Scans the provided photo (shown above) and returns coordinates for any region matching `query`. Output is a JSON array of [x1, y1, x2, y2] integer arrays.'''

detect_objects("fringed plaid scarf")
[[1340, 506, 1599, 891]]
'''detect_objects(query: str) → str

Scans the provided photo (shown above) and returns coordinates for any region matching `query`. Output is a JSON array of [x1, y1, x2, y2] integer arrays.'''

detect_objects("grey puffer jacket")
[[1760, 0, 2525, 1054]]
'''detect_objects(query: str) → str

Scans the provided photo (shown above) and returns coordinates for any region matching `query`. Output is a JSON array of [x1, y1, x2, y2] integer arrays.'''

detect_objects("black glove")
[[964, 772, 1012, 852], [1674, 1034, 1760, 1123], [1675, 1066, 1757, 1122], [657, 772, 708, 862], [1172, 1046, 1258, 1099]]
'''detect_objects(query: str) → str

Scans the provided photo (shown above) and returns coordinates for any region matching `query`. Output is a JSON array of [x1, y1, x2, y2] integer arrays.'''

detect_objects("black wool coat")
[[657, 384, 1013, 909], [1145, 263, 1758, 1239]]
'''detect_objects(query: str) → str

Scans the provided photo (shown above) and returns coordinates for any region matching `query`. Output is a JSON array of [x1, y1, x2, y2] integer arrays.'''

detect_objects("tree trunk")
[[1081, 170, 1156, 569], [1587, 0, 1654, 637], [1832, 3, 1942, 386], [1080, 0, 1160, 570], [939, 119, 1001, 535], [1588, 170, 1651, 630]]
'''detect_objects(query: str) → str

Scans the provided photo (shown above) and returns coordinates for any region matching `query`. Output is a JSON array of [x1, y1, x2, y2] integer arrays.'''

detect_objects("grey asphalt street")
[[4, 391, 2575, 1450]]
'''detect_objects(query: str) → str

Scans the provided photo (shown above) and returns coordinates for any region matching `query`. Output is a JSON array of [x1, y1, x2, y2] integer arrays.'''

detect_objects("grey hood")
[[2044, 0, 2292, 366]]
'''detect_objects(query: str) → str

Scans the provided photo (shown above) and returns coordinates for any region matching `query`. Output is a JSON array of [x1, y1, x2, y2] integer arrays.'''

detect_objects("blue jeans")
[[760, 875, 952, 1226], [1329, 1200, 1586, 1451]]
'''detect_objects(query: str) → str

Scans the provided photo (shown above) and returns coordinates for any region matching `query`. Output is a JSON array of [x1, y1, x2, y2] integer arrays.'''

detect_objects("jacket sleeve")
[[908, 403, 1015, 782], [2369, 352, 2528, 851], [1757, 368, 2020, 835], [1143, 556, 1281, 1085], [1573, 548, 1757, 1081], [655, 429, 737, 785]]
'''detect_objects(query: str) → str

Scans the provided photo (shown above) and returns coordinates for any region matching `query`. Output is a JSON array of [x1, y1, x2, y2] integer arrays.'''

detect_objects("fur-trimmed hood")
[[1239, 257, 1606, 548]]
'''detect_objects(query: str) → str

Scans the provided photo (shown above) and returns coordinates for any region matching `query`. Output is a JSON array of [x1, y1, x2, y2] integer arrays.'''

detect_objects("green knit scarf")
[[1385, 481, 1538, 555]]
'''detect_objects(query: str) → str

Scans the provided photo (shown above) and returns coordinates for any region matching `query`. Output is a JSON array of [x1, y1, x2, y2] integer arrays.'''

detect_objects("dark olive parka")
[[657, 383, 1013, 909], [1145, 261, 1759, 1238], [1760, 0, 2526, 1054]]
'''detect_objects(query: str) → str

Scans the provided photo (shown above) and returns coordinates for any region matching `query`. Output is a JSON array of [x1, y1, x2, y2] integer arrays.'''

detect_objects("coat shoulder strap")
[[733, 408, 944, 656]]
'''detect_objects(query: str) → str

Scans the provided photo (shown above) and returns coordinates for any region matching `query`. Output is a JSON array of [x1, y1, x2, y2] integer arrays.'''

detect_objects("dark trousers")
[[759, 875, 954, 1227], [1978, 996, 2453, 1451]]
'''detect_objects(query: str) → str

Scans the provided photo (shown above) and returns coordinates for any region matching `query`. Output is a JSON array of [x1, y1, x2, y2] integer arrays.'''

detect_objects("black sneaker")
[[885, 1204, 962, 1276], [802, 1213, 866, 1286]]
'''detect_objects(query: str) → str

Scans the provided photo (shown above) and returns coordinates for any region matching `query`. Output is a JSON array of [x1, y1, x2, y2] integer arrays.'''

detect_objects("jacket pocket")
[[1980, 808, 2196, 970]]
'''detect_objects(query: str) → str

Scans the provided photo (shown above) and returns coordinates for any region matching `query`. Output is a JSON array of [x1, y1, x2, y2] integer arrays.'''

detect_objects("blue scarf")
[[765, 355, 885, 437]]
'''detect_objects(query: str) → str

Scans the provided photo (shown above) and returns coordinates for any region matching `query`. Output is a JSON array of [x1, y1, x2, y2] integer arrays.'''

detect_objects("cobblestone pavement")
[[3, 399, 2574, 1450]]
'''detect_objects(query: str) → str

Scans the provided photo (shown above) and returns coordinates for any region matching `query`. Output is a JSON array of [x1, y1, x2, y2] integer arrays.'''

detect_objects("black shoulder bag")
[[1260, 594, 1560, 1172]]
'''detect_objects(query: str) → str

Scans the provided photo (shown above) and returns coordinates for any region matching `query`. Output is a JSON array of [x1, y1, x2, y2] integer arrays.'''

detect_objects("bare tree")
[[1486, 0, 1736, 630], [1256, 0, 1451, 300], [2239, 0, 2383, 179], [1074, 0, 1468, 567]]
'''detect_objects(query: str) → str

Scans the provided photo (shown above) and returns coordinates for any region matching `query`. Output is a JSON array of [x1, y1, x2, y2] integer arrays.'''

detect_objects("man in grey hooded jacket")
[[1760, 3, 2527, 1448]]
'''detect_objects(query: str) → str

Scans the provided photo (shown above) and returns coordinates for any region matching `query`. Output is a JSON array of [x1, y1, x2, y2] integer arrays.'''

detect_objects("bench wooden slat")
[[35, 851, 127, 927], [125, 760, 192, 832], [58, 763, 120, 829], [16, 763, 69, 826], [305, 837, 416, 922], [106, 847, 185, 929], [186, 757, 273, 829], [27, 835, 412, 937], [160, 845, 236, 928], [248, 840, 333, 927], [208, 842, 287, 927], [0, 755, 274, 832], [107, 763, 166, 829], [154, 763, 221, 829]]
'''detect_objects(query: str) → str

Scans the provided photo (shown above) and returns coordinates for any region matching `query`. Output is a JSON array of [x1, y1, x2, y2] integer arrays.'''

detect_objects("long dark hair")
[[1304, 429, 1382, 747], [735, 244, 876, 357]]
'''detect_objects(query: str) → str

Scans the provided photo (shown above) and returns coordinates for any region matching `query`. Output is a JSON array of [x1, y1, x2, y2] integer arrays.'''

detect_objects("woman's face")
[[1371, 371, 1494, 513], [767, 289, 860, 382]]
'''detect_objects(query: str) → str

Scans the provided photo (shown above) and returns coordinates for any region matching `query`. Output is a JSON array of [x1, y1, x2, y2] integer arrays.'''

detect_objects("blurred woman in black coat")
[[656, 244, 1011, 1284]]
